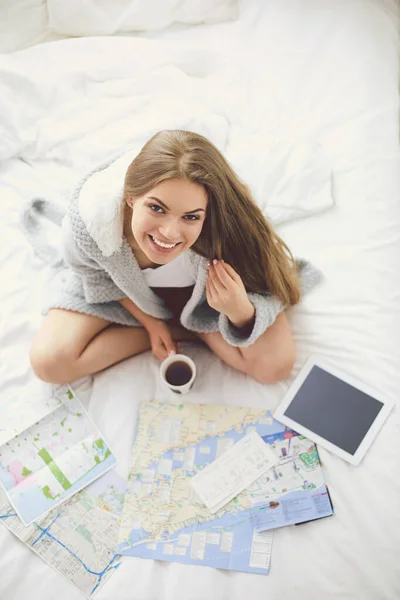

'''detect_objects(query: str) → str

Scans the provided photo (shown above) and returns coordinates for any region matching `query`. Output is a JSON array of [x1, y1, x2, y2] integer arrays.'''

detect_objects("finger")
[[207, 272, 219, 298], [162, 335, 177, 356], [208, 265, 226, 293], [157, 344, 168, 361], [209, 263, 229, 290], [152, 344, 165, 361], [206, 277, 212, 299], [221, 261, 242, 284], [206, 278, 215, 303], [214, 261, 236, 288], [153, 335, 171, 361], [210, 281, 219, 304], [155, 325, 177, 356]]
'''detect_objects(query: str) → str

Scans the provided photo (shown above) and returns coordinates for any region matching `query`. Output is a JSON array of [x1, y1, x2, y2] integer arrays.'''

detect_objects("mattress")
[[0, 1, 399, 599]]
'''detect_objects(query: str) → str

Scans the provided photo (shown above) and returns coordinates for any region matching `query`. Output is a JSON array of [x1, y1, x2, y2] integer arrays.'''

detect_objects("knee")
[[29, 343, 76, 385], [248, 352, 295, 385]]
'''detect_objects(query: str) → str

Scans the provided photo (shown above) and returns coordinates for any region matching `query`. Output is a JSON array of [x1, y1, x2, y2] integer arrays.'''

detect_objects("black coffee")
[[166, 361, 192, 386]]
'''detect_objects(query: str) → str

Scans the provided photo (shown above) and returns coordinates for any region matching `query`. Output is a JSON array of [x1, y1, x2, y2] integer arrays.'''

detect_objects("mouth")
[[148, 234, 182, 254]]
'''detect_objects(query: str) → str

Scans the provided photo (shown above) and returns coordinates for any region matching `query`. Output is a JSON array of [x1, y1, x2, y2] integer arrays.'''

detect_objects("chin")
[[150, 248, 184, 264]]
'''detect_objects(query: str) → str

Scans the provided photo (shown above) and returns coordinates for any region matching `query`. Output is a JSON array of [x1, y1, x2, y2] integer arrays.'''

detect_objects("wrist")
[[143, 315, 161, 329], [227, 302, 255, 329]]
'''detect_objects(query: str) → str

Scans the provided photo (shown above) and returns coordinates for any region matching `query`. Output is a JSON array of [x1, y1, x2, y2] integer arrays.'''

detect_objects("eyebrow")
[[148, 196, 205, 215]]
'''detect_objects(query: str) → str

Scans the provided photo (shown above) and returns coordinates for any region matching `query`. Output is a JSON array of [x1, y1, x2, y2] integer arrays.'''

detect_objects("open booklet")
[[248, 431, 334, 532], [189, 427, 334, 532], [0, 384, 116, 525]]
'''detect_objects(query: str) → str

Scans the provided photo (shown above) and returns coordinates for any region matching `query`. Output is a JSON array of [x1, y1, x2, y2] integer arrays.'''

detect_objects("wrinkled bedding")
[[0, 1, 399, 599]]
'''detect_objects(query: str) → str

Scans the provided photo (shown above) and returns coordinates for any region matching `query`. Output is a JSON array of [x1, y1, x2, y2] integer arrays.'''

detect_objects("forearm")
[[118, 297, 158, 328], [226, 302, 259, 359], [236, 327, 270, 361], [228, 302, 255, 331], [227, 303, 280, 363], [228, 309, 294, 382], [199, 312, 295, 384]]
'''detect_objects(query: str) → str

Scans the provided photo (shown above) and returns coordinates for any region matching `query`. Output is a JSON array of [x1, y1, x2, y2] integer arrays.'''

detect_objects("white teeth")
[[150, 235, 179, 249]]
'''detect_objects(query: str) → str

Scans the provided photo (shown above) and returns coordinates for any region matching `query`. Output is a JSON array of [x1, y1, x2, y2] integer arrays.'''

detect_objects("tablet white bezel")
[[274, 355, 394, 466]]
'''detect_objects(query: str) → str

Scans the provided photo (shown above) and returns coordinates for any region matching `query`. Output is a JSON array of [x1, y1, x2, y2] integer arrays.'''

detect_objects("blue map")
[[117, 400, 332, 574]]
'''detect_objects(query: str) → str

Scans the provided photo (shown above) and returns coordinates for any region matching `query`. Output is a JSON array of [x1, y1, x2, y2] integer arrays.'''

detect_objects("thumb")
[[162, 330, 177, 356]]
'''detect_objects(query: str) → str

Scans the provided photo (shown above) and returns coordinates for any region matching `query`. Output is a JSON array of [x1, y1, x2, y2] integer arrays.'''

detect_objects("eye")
[[183, 214, 201, 221], [149, 204, 164, 213]]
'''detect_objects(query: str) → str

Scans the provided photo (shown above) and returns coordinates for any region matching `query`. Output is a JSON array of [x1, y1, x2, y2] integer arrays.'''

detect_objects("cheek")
[[131, 212, 153, 234]]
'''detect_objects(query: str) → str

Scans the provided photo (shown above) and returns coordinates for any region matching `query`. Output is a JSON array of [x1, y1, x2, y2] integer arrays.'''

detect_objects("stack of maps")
[[0, 387, 333, 597]]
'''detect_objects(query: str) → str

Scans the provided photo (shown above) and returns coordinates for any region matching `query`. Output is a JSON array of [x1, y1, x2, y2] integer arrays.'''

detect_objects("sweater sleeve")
[[218, 293, 283, 347], [218, 258, 322, 347], [62, 217, 126, 304]]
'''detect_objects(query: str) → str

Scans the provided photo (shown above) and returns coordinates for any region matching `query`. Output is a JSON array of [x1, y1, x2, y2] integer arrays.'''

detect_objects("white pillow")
[[0, 0, 48, 52], [47, 0, 238, 36]]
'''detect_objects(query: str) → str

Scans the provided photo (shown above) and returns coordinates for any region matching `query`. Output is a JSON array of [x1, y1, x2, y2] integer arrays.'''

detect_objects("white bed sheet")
[[1, 1, 400, 599]]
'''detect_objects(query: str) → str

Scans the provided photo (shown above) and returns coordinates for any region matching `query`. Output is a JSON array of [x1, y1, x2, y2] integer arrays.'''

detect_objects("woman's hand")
[[146, 319, 177, 361], [206, 260, 255, 329]]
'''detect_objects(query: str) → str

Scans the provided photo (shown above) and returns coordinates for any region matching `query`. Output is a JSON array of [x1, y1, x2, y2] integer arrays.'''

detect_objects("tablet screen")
[[283, 366, 384, 455]]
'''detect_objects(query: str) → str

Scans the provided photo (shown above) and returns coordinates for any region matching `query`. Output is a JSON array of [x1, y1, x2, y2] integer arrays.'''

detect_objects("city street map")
[[0, 385, 116, 524]]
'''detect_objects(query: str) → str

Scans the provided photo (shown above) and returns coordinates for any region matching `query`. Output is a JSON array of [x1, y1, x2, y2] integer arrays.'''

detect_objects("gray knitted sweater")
[[26, 156, 322, 347]]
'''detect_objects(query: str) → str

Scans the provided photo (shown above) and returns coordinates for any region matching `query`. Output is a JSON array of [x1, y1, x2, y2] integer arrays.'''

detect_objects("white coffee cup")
[[160, 353, 196, 395]]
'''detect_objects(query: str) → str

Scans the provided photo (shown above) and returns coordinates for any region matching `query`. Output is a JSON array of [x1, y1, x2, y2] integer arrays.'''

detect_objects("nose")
[[159, 217, 181, 241]]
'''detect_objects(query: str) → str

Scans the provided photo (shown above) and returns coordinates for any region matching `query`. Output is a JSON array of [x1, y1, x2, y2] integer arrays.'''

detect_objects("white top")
[[141, 252, 197, 288]]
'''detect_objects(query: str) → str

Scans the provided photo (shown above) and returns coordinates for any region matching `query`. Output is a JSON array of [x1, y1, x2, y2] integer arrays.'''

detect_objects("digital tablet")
[[274, 356, 394, 465]]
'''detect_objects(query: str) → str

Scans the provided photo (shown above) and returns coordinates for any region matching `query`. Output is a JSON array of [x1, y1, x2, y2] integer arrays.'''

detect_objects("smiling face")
[[126, 178, 208, 268]]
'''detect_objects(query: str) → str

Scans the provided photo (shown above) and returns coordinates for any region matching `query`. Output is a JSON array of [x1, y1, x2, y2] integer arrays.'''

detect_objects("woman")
[[29, 130, 320, 385]]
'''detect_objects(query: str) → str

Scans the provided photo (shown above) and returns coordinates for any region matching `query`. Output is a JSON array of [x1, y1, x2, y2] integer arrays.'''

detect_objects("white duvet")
[[0, 1, 399, 599], [0, 38, 333, 229], [0, 0, 237, 52]]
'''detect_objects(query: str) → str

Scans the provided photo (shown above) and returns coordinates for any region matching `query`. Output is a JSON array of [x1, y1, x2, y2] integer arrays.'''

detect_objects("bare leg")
[[197, 332, 248, 374], [197, 313, 295, 384], [30, 309, 196, 384], [75, 322, 196, 378]]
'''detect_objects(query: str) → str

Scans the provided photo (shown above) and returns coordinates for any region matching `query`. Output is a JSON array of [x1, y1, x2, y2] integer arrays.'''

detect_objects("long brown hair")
[[123, 130, 300, 306]]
